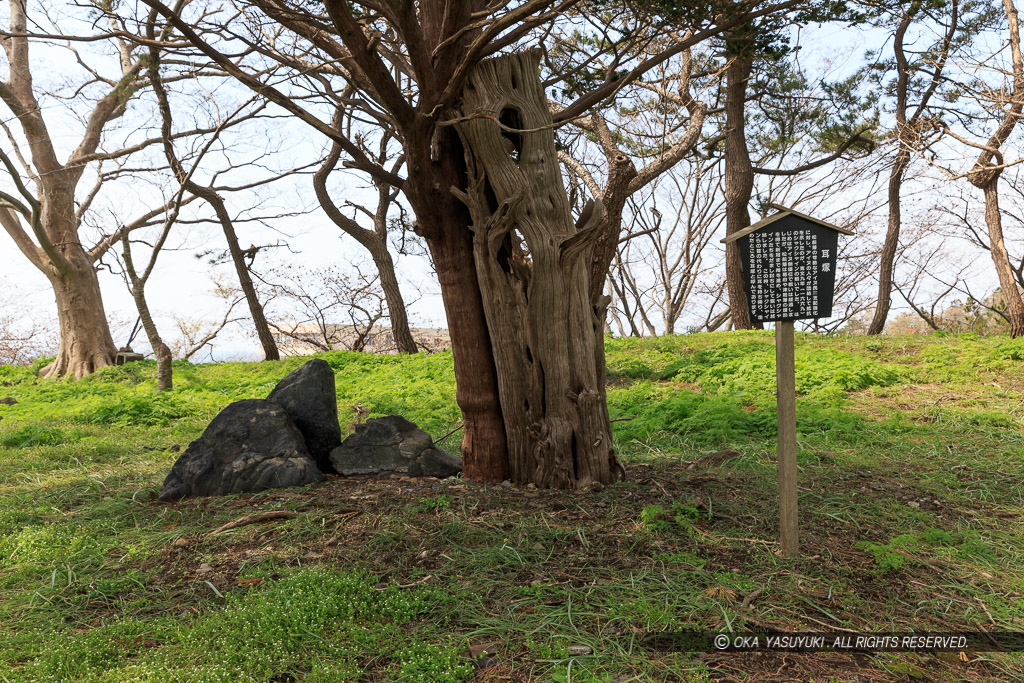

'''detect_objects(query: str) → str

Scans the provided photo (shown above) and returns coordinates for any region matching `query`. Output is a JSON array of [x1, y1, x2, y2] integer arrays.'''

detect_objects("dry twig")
[[375, 575, 433, 591], [206, 510, 298, 536]]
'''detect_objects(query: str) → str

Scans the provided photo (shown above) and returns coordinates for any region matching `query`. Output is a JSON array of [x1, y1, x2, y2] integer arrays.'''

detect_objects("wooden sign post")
[[775, 320, 798, 556], [722, 205, 853, 558]]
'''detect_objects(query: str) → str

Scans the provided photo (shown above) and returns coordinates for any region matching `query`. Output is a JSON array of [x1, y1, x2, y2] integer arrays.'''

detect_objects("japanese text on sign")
[[747, 229, 821, 321]]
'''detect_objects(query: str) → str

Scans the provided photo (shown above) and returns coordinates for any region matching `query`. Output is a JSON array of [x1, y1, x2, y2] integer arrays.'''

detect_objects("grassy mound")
[[1, 332, 1022, 681]]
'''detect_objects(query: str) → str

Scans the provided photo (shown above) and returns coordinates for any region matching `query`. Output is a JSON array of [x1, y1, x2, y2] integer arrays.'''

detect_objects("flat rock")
[[329, 415, 462, 478], [267, 359, 341, 472], [159, 399, 323, 501], [0, 397, 17, 405]]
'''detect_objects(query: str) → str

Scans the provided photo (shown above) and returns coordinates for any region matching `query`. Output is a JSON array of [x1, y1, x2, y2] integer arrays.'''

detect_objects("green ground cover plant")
[[0, 331, 1022, 681]]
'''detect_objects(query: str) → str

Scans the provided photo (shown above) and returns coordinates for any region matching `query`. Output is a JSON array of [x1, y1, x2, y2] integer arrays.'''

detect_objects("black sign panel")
[[738, 214, 839, 323]]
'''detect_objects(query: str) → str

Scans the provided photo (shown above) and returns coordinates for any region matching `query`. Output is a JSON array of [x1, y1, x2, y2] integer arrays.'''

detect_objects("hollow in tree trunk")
[[452, 50, 624, 487]]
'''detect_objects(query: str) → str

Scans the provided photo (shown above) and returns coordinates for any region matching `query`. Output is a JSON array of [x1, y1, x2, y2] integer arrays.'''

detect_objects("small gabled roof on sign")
[[720, 203, 855, 244]]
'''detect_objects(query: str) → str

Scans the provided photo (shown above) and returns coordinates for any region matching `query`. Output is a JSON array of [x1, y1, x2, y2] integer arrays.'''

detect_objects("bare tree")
[[608, 246, 660, 337], [547, 26, 712, 306], [936, 290, 1014, 334], [264, 262, 401, 354], [963, 0, 1024, 336], [866, 0, 964, 334], [113, 92, 263, 389], [169, 289, 244, 361], [936, 180, 1024, 293], [314, 107, 418, 354], [754, 144, 888, 335], [716, 15, 877, 329], [0, 0, 258, 378], [0, 278, 56, 365], [0, 0, 232, 378], [119, 216, 175, 390], [145, 32, 283, 360], [932, 0, 1024, 336], [604, 158, 724, 336]]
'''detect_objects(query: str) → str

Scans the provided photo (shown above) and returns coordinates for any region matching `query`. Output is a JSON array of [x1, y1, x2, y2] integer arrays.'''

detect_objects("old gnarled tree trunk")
[[452, 51, 624, 488]]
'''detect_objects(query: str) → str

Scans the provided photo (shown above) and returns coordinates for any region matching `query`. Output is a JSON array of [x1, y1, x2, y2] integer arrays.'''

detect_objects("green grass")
[[1, 333, 1023, 681], [18, 567, 469, 682]]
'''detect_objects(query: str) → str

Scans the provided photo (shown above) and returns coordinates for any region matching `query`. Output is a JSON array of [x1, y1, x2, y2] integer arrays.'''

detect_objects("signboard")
[[722, 205, 854, 558], [738, 214, 841, 323]]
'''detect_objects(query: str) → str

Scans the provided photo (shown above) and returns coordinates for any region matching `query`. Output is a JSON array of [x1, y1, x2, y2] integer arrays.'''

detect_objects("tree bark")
[[35, 176, 117, 379], [210, 195, 280, 361], [868, 147, 911, 335], [367, 242, 418, 353], [132, 289, 173, 390], [426, 219, 510, 483], [981, 180, 1024, 337], [705, 307, 731, 332], [40, 252, 117, 379], [868, 6, 924, 335], [169, 179, 280, 363], [121, 228, 173, 390], [453, 50, 623, 487], [723, 51, 757, 330], [586, 147, 636, 303], [17, 198, 116, 381], [1, 0, 119, 379], [13, 185, 117, 380], [965, 0, 1024, 336]]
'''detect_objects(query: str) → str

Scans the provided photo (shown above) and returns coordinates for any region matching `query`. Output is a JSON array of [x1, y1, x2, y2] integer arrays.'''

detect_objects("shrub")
[[88, 393, 201, 426], [662, 345, 901, 398], [641, 502, 703, 534], [0, 426, 66, 448]]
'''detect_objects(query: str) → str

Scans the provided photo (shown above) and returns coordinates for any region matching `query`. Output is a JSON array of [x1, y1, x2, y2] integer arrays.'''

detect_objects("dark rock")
[[0, 397, 17, 405], [159, 399, 323, 501], [267, 359, 341, 472], [329, 415, 462, 478]]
